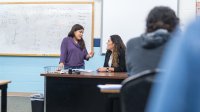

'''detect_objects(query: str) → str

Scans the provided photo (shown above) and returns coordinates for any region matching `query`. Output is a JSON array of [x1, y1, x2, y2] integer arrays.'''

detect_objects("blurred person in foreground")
[[146, 18, 200, 112], [126, 6, 179, 76]]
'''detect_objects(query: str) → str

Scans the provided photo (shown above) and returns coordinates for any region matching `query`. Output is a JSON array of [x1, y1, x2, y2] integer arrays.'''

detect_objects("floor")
[[0, 92, 41, 112]]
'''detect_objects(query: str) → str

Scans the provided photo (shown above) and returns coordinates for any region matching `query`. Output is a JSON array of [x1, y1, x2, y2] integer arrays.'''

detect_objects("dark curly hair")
[[146, 6, 179, 33]]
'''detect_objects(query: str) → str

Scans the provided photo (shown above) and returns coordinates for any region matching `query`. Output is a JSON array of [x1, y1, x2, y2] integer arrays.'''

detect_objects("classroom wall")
[[0, 0, 197, 93], [0, 47, 104, 93], [0, 0, 104, 93], [179, 0, 196, 29]]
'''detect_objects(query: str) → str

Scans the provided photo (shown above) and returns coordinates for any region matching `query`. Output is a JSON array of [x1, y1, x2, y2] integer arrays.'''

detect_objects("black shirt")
[[104, 49, 127, 72]]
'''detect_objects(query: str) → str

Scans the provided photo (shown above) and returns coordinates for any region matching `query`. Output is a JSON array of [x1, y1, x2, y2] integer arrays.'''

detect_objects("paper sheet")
[[97, 84, 122, 90]]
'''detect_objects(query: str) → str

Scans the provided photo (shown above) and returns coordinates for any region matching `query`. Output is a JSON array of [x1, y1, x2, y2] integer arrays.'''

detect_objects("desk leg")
[[1, 84, 8, 112]]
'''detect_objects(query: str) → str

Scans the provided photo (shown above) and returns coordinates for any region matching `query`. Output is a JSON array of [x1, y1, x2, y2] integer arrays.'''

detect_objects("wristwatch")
[[106, 67, 109, 72]]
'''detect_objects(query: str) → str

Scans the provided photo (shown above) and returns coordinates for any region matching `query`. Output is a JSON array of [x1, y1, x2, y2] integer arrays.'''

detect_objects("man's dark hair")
[[146, 6, 179, 33]]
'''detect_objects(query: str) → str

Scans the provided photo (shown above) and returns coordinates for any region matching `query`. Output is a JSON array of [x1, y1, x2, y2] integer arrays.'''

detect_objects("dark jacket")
[[126, 29, 171, 76], [104, 49, 127, 72]]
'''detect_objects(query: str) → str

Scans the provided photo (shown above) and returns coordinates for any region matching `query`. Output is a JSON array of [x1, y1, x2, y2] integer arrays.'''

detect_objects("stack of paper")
[[97, 84, 122, 90]]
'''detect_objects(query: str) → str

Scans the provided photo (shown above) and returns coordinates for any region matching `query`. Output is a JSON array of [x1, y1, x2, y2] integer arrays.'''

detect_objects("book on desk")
[[97, 84, 122, 94]]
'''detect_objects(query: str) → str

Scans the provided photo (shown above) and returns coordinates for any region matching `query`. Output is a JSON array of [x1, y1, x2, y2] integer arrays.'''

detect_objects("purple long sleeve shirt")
[[59, 37, 88, 67]]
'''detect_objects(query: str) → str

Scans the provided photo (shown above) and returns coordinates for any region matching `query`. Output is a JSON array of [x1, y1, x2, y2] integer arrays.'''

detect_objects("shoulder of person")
[[106, 50, 112, 55], [126, 36, 142, 47], [63, 37, 72, 42], [62, 37, 68, 40]]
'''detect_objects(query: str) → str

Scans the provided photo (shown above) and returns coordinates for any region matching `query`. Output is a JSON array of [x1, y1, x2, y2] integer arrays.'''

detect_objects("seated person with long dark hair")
[[97, 35, 126, 72], [126, 6, 179, 76]]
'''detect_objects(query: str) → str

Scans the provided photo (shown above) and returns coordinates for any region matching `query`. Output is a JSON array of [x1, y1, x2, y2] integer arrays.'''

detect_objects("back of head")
[[146, 6, 179, 33]]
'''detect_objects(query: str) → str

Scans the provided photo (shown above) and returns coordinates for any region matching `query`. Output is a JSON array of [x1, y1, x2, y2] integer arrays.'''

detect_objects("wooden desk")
[[0, 80, 11, 112], [41, 72, 127, 112]]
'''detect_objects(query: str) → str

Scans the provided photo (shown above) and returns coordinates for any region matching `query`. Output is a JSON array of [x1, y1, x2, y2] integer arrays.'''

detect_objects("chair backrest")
[[120, 69, 160, 112]]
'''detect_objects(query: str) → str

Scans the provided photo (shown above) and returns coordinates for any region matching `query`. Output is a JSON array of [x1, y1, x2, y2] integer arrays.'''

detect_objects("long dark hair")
[[146, 6, 179, 33], [110, 35, 126, 67], [68, 24, 85, 50]]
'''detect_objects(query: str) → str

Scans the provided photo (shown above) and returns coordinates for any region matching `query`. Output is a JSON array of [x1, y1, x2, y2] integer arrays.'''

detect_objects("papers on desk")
[[97, 84, 122, 90], [75, 69, 93, 73], [60, 69, 93, 74]]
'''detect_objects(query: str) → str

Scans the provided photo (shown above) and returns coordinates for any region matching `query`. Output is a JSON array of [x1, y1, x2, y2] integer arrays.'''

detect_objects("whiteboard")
[[101, 0, 178, 53], [0, 2, 94, 56]]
